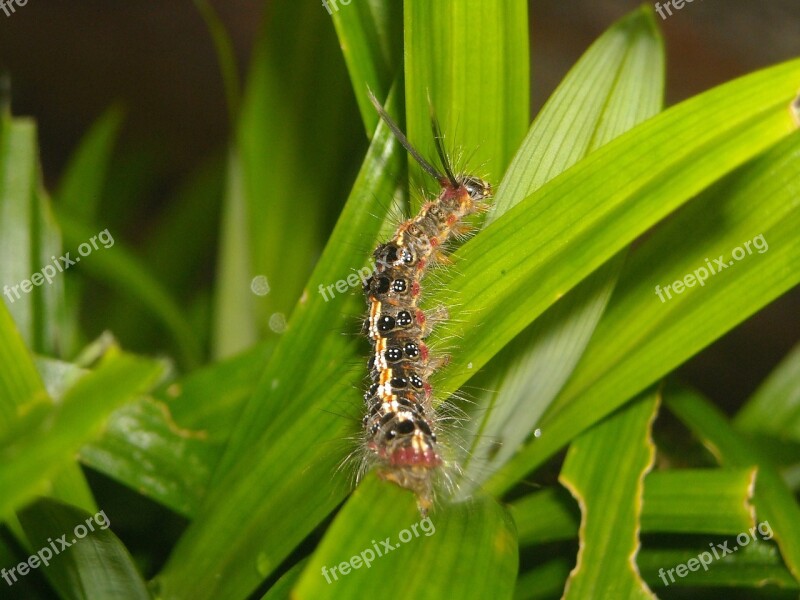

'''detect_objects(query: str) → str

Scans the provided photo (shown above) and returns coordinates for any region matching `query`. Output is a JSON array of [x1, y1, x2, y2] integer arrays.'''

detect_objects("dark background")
[[0, 0, 799, 410]]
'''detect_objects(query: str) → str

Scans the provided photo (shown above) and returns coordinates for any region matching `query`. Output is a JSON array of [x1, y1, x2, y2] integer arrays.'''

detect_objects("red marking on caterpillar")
[[359, 91, 492, 514]]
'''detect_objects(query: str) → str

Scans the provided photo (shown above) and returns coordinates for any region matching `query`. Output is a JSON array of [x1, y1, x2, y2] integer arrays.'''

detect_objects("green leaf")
[[80, 399, 214, 519], [404, 0, 529, 200], [639, 539, 797, 590], [55, 106, 123, 223], [735, 342, 800, 441], [460, 6, 664, 492], [666, 383, 800, 583], [192, 0, 240, 126], [488, 6, 663, 221], [640, 468, 757, 534], [487, 120, 800, 497], [292, 474, 518, 599], [78, 340, 273, 517], [511, 468, 757, 545], [514, 558, 572, 600], [329, 0, 402, 133], [52, 106, 123, 356], [558, 391, 659, 599], [33, 187, 70, 357], [17, 498, 149, 600], [211, 148, 256, 356], [0, 349, 165, 516], [0, 115, 38, 346]]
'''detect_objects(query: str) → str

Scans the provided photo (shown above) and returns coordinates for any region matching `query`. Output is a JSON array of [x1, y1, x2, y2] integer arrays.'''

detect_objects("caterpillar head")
[[459, 175, 492, 202]]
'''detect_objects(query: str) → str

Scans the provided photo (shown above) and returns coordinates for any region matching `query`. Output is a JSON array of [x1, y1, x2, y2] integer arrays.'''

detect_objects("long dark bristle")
[[367, 89, 447, 184], [427, 92, 459, 188]]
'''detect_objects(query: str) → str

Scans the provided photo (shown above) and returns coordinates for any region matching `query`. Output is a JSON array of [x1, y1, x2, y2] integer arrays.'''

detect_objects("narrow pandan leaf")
[[511, 468, 756, 545], [666, 383, 800, 582], [488, 6, 663, 222], [156, 98, 406, 600], [34, 187, 69, 358], [192, 0, 240, 125], [292, 474, 517, 600], [211, 148, 256, 356], [0, 114, 69, 356], [53, 106, 123, 356], [404, 0, 529, 203], [559, 390, 659, 599], [639, 468, 757, 534], [139, 155, 225, 291], [639, 539, 797, 591], [735, 342, 800, 441], [17, 498, 149, 600], [0, 114, 37, 344], [55, 211, 201, 369], [460, 6, 664, 492], [0, 111, 70, 358], [329, 0, 402, 133], [217, 0, 363, 356], [514, 559, 572, 600], [55, 106, 123, 223], [487, 123, 800, 497], [427, 60, 800, 412], [0, 349, 165, 516]]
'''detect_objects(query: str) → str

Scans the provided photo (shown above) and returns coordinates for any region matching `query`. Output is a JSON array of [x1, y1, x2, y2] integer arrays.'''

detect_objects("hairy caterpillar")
[[360, 92, 491, 514]]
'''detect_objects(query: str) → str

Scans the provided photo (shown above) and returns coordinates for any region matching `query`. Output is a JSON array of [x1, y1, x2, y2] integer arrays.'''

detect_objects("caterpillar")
[[361, 92, 491, 514]]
